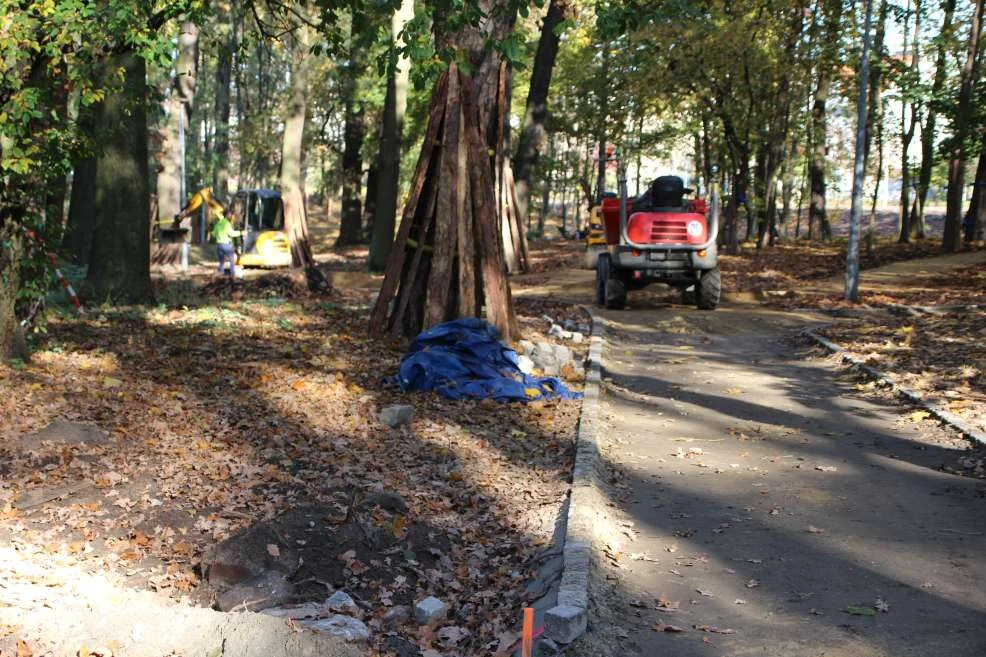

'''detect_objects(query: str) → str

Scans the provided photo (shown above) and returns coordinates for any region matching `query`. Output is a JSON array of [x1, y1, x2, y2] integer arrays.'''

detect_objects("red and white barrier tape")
[[23, 229, 82, 313]]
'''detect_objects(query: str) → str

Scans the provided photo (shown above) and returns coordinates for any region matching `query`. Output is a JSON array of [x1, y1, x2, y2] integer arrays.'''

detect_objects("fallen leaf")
[[651, 622, 687, 632], [908, 410, 931, 423], [875, 597, 890, 612], [805, 525, 826, 534], [102, 377, 123, 388], [266, 543, 281, 558], [438, 625, 469, 646], [746, 579, 760, 588], [656, 595, 680, 611], [696, 589, 714, 597], [495, 631, 520, 654], [734, 598, 747, 604], [815, 465, 838, 472], [694, 624, 737, 634]]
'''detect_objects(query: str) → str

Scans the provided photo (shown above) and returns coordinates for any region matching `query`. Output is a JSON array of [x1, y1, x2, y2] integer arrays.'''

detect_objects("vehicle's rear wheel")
[[696, 266, 721, 310], [605, 275, 627, 310], [595, 255, 609, 307]]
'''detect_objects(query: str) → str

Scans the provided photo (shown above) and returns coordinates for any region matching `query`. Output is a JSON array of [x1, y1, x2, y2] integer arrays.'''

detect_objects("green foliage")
[[1, 1, 207, 321]]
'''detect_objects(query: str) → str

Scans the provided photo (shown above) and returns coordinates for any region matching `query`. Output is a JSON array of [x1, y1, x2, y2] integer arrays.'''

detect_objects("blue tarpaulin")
[[394, 318, 582, 402]]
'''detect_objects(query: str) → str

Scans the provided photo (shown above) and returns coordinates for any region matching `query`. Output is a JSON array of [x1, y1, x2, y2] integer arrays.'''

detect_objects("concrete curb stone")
[[543, 309, 606, 644], [805, 330, 986, 447]]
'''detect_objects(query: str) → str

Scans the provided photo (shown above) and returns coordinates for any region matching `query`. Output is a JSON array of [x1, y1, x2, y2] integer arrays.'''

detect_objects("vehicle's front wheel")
[[605, 275, 627, 310], [696, 266, 721, 310]]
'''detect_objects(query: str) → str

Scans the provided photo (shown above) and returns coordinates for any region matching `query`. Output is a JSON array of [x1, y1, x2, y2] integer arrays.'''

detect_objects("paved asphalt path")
[[585, 305, 986, 657]]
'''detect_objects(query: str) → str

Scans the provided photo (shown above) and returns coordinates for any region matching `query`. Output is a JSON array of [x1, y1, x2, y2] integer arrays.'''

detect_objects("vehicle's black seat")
[[651, 176, 686, 208]]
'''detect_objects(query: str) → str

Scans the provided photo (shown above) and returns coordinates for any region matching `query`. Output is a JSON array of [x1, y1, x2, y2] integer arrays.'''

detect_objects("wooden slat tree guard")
[[369, 64, 519, 341]]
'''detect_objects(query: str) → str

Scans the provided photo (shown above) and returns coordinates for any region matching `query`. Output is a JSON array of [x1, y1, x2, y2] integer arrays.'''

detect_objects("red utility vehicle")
[[595, 164, 721, 310]]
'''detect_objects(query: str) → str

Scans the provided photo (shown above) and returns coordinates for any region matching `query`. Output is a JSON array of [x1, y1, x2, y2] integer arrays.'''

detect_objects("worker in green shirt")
[[211, 210, 242, 277]]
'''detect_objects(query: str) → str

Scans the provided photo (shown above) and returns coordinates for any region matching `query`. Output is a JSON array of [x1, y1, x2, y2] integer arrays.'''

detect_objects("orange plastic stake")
[[521, 607, 534, 657]]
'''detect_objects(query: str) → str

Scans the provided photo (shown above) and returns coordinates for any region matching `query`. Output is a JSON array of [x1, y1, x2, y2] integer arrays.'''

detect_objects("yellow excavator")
[[175, 187, 292, 268]]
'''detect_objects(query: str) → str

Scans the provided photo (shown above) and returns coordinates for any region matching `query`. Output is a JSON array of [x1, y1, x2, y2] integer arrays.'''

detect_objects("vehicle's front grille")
[[649, 218, 689, 243]]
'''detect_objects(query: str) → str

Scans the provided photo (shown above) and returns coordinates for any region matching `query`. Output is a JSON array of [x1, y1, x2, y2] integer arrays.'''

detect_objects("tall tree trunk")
[[964, 133, 986, 241], [898, 0, 919, 243], [594, 48, 610, 201], [513, 0, 571, 226], [809, 70, 832, 241], [362, 163, 378, 242], [728, 154, 749, 254], [64, 157, 97, 265], [539, 136, 554, 234], [756, 0, 802, 251], [914, 0, 956, 237], [368, 0, 414, 271], [0, 220, 23, 359], [86, 51, 153, 303], [63, 105, 98, 265], [337, 29, 366, 247], [780, 148, 795, 238], [753, 144, 767, 245], [809, 0, 841, 241], [864, 0, 888, 252], [156, 22, 198, 223], [846, 0, 876, 302], [281, 23, 317, 270], [944, 0, 984, 251], [213, 10, 236, 199]]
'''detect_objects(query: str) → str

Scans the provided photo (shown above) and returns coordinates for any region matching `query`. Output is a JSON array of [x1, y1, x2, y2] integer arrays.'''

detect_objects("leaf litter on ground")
[[0, 274, 587, 656]]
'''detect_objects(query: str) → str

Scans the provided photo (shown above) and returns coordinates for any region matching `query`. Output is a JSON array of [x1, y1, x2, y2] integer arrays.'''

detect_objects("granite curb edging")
[[805, 329, 986, 447], [543, 309, 606, 644]]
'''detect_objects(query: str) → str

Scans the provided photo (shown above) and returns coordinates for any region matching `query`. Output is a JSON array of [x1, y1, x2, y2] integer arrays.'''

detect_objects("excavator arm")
[[176, 187, 224, 222]]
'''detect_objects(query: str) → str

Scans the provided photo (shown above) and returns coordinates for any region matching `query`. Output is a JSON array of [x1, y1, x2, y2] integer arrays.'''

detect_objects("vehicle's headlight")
[[686, 220, 704, 237]]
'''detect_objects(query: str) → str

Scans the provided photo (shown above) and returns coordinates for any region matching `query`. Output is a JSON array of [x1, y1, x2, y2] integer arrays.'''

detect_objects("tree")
[[847, 0, 875, 302], [85, 51, 154, 304], [912, 0, 957, 237], [368, 0, 414, 272], [514, 0, 572, 230], [213, 6, 238, 199], [808, 0, 843, 242], [336, 26, 368, 247], [156, 21, 199, 223], [896, 0, 920, 243], [281, 21, 318, 271], [63, 109, 98, 266], [964, 132, 986, 241], [0, 220, 24, 359], [369, 0, 520, 340], [864, 0, 888, 252], [943, 0, 984, 251]]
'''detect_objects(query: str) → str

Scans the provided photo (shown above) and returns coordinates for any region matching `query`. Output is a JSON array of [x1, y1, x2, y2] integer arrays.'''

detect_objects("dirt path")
[[511, 244, 986, 306], [805, 248, 986, 295], [578, 305, 986, 657]]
